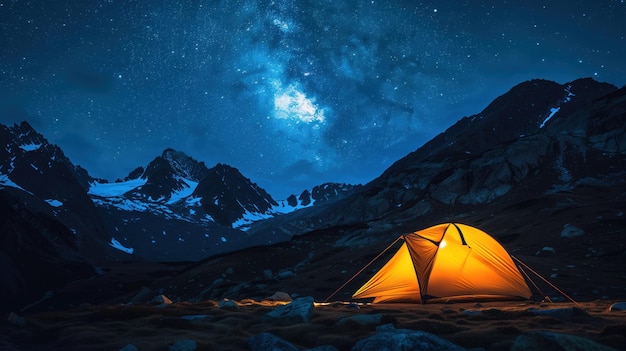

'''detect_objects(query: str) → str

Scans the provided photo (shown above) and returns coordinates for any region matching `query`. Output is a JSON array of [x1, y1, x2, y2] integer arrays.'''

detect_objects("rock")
[[277, 269, 295, 279], [179, 315, 209, 320], [336, 313, 382, 328], [262, 296, 315, 325], [526, 307, 584, 320], [119, 344, 138, 351], [153, 294, 173, 306], [608, 302, 626, 311], [218, 299, 239, 310], [511, 331, 617, 351], [6, 312, 26, 327], [352, 325, 465, 351], [262, 269, 273, 279], [462, 310, 482, 317], [266, 291, 293, 302], [535, 246, 556, 256], [560, 224, 585, 238], [168, 339, 197, 351], [130, 286, 153, 304], [304, 346, 339, 351], [376, 323, 396, 332], [347, 302, 360, 310], [247, 332, 299, 351]]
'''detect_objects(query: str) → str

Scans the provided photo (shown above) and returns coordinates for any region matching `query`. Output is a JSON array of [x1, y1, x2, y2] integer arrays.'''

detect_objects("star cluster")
[[1, 0, 624, 197]]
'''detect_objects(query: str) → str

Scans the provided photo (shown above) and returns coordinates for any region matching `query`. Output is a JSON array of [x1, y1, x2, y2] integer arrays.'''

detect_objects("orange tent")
[[352, 223, 532, 303]]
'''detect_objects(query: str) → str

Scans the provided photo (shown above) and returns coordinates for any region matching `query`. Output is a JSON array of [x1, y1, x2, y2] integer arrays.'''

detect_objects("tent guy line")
[[327, 223, 576, 304]]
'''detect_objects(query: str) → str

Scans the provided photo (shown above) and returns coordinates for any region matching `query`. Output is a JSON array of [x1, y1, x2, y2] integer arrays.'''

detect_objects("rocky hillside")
[[0, 123, 359, 312], [2, 77, 624, 314], [121, 79, 625, 309], [247, 78, 625, 238]]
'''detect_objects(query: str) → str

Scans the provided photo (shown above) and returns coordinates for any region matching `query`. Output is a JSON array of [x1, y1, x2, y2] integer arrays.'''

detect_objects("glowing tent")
[[352, 223, 532, 303]]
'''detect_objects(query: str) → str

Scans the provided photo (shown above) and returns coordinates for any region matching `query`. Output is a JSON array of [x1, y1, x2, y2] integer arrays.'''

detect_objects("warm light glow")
[[352, 223, 532, 303], [439, 239, 447, 249]]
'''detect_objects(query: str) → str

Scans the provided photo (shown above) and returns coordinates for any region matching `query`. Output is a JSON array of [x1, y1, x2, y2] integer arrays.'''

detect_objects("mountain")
[[1, 124, 357, 263], [284, 183, 362, 207], [88, 150, 285, 261], [89, 149, 361, 261], [1, 77, 624, 313], [0, 122, 116, 313], [132, 77, 624, 307], [0, 123, 360, 311], [246, 78, 624, 236]]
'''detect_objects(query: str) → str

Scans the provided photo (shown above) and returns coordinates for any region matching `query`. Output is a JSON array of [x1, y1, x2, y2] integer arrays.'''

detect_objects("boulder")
[[152, 294, 173, 306], [168, 339, 197, 351], [560, 224, 585, 238], [511, 331, 617, 351], [351, 325, 465, 351], [608, 302, 626, 312], [277, 269, 295, 279], [336, 313, 383, 328], [6, 312, 26, 327], [266, 291, 293, 302], [262, 296, 314, 325], [217, 299, 239, 310], [247, 332, 299, 351], [535, 246, 556, 256], [526, 307, 584, 320], [304, 346, 339, 351]]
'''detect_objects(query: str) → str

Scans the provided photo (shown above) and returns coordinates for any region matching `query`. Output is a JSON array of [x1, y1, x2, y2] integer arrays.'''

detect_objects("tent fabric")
[[352, 223, 532, 303]]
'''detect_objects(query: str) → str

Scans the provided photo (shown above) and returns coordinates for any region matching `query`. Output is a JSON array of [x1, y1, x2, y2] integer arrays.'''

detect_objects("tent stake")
[[323, 237, 401, 302], [517, 262, 550, 302], [512, 255, 578, 305]]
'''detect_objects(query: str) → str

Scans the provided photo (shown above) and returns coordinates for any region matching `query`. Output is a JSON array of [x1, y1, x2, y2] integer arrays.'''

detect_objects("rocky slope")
[[17, 77, 624, 314], [0, 122, 116, 313], [246, 78, 625, 238], [0, 123, 357, 312], [160, 77, 622, 308], [2, 77, 624, 314]]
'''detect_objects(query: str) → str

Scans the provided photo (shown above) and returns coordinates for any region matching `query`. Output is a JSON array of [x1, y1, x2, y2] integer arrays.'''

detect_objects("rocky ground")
[[2, 174, 624, 350], [2, 298, 626, 351]]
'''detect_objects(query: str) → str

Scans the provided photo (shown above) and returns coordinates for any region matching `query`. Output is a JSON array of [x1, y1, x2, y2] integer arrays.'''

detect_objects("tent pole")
[[323, 236, 402, 302], [512, 255, 578, 305]]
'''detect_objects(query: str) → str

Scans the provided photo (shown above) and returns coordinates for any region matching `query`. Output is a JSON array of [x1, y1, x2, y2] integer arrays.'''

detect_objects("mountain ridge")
[[1, 77, 624, 313]]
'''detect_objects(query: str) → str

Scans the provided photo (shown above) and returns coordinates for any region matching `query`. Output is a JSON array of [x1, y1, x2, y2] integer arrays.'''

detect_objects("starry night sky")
[[1, 1, 625, 198]]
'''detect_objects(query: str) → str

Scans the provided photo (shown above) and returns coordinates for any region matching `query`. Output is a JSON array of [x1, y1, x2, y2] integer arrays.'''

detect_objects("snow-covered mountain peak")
[[161, 148, 209, 182]]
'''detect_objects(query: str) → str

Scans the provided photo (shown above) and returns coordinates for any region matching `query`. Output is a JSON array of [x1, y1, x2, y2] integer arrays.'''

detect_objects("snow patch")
[[45, 199, 63, 207], [89, 178, 147, 197], [167, 178, 198, 204], [271, 196, 315, 215], [564, 85, 575, 101], [232, 209, 274, 229], [19, 143, 42, 151], [540, 107, 560, 128], [0, 173, 27, 192], [109, 238, 134, 254], [185, 196, 202, 206]]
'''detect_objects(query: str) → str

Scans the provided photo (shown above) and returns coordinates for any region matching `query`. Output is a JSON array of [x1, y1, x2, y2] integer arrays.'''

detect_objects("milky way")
[[1, 1, 625, 197]]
